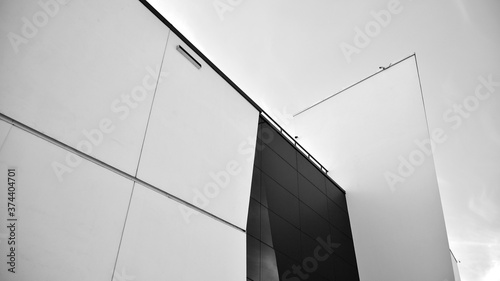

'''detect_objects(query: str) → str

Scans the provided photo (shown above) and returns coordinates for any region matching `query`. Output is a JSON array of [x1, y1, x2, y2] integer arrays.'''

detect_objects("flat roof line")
[[139, 0, 345, 194]]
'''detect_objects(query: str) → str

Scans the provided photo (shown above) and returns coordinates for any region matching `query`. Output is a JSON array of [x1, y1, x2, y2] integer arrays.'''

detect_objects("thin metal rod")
[[294, 53, 416, 117], [259, 113, 344, 194]]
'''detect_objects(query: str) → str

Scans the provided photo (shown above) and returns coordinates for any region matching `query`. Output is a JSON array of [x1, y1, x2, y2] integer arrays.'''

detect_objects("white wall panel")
[[113, 183, 246, 281], [137, 33, 259, 229], [294, 57, 454, 281], [0, 126, 133, 281], [0, 0, 169, 177]]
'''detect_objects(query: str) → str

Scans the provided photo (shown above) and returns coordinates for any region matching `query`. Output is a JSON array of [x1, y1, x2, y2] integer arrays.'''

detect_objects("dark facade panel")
[[262, 172, 300, 227], [300, 202, 331, 240], [248, 235, 261, 281], [334, 255, 360, 281], [262, 143, 299, 197], [274, 251, 300, 280], [250, 168, 261, 202], [326, 179, 348, 213], [329, 225, 358, 267], [297, 152, 326, 193], [328, 199, 353, 238], [261, 205, 274, 248], [254, 123, 263, 170], [247, 198, 261, 240], [299, 174, 329, 220], [247, 117, 359, 281], [261, 242, 280, 281], [269, 210, 302, 261], [300, 233, 337, 280], [260, 122, 297, 169]]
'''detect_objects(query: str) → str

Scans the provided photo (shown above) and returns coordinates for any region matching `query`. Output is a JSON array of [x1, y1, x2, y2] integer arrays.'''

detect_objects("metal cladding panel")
[[0, 0, 169, 176], [114, 183, 246, 281], [294, 56, 455, 281], [0, 122, 133, 281], [137, 33, 259, 229]]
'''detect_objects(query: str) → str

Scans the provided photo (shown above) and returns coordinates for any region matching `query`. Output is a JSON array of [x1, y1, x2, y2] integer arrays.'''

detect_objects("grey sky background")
[[153, 0, 500, 280]]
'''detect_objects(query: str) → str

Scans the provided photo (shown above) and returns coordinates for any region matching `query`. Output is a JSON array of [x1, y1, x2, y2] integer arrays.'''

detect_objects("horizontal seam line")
[[0, 112, 244, 233]]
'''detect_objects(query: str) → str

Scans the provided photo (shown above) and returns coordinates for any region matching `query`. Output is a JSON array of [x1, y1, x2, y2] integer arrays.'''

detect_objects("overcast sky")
[[152, 1, 500, 280]]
